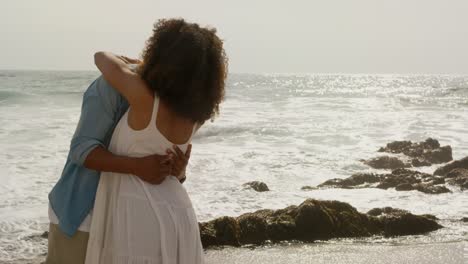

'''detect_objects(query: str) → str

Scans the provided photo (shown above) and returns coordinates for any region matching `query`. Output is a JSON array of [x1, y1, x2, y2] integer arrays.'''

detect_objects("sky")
[[1, 0, 467, 74]]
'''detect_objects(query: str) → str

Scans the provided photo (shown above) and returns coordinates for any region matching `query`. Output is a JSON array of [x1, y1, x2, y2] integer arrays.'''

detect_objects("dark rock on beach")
[[199, 216, 241, 248], [432, 157, 468, 190], [41, 231, 48, 239], [461, 217, 468, 223], [237, 213, 269, 244], [318, 168, 452, 194], [445, 169, 468, 190], [377, 138, 452, 166], [366, 207, 440, 236], [24, 231, 49, 243], [379, 212, 442, 236], [23, 200, 443, 255], [199, 199, 442, 248], [301, 185, 318, 191], [376, 169, 451, 194], [362, 156, 410, 170], [243, 181, 270, 192], [317, 173, 382, 189], [433, 157, 468, 176], [367, 207, 410, 217]]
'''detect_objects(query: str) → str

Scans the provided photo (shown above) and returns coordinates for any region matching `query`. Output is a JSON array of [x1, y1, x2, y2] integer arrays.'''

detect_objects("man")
[[46, 61, 191, 264]]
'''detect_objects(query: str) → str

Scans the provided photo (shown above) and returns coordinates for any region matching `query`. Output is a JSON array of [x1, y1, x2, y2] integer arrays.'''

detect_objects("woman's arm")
[[94, 52, 152, 107]]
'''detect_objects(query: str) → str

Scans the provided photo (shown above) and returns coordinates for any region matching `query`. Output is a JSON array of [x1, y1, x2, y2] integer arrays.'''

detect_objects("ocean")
[[0, 70, 467, 263]]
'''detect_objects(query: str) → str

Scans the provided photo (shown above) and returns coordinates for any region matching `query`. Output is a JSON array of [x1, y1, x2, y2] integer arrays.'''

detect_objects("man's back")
[[48, 76, 128, 237]]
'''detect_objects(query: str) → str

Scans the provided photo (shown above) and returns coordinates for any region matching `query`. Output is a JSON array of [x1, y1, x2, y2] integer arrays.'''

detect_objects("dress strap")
[[190, 122, 199, 138], [150, 94, 160, 125]]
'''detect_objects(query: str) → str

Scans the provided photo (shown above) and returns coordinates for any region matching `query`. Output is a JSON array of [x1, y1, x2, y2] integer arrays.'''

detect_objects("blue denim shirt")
[[48, 76, 128, 237]]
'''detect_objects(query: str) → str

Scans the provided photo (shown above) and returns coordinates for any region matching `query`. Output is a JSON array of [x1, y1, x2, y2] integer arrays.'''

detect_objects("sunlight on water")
[[0, 71, 467, 262]]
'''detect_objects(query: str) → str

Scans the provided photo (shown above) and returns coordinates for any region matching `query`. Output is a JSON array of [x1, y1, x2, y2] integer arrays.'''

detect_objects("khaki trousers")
[[45, 223, 89, 264]]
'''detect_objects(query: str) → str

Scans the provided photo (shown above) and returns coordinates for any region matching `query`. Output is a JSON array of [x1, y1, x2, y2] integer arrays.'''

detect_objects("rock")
[[376, 169, 429, 190], [434, 157, 468, 176], [301, 186, 318, 191], [381, 213, 443, 236], [378, 140, 412, 153], [362, 156, 410, 170], [237, 213, 268, 244], [266, 219, 296, 241], [263, 206, 298, 241], [24, 231, 49, 243], [294, 200, 338, 241], [423, 146, 452, 164], [41, 231, 49, 239], [411, 158, 432, 167], [445, 169, 468, 190], [199, 216, 241, 248], [446, 168, 468, 178], [364, 207, 441, 236], [395, 183, 415, 191], [318, 173, 382, 189], [317, 168, 452, 194], [431, 177, 445, 185], [377, 138, 452, 166], [243, 181, 270, 192], [414, 184, 451, 194], [367, 207, 409, 216], [199, 199, 442, 248], [461, 217, 468, 222]]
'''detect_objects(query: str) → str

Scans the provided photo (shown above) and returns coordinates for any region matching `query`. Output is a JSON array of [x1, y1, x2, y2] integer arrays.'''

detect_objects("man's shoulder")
[[84, 75, 118, 96], [81, 75, 127, 114]]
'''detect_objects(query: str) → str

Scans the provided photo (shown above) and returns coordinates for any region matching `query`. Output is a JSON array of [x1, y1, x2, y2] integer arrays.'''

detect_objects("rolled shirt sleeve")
[[68, 77, 125, 165]]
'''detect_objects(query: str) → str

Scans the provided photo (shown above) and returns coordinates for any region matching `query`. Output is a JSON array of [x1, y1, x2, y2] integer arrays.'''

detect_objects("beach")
[[8, 241, 467, 264], [0, 71, 467, 263]]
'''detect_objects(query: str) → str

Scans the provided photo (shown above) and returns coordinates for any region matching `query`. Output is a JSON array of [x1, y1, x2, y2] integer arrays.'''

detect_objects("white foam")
[[1, 72, 468, 261]]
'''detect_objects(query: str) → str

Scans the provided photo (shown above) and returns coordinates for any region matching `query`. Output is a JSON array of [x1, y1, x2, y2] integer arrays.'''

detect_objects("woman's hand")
[[117, 55, 142, 65], [167, 144, 192, 183]]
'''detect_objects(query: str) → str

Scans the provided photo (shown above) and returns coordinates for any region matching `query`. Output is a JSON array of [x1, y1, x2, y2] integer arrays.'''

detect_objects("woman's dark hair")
[[138, 18, 228, 123]]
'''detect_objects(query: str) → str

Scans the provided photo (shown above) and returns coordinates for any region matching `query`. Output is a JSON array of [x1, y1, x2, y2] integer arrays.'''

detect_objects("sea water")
[[0, 71, 467, 263]]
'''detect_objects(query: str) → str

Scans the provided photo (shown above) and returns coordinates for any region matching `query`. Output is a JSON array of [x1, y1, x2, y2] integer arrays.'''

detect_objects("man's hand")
[[133, 154, 173, 185], [84, 147, 173, 185], [167, 144, 192, 183]]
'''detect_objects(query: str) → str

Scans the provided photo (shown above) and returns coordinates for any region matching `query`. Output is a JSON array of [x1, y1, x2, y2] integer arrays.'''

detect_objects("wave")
[[194, 125, 254, 139], [0, 73, 16, 78], [0, 90, 24, 101], [194, 124, 293, 140]]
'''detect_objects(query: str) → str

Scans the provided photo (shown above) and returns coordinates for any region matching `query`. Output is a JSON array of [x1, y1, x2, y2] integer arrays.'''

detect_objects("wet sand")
[[205, 241, 467, 264], [9, 241, 467, 264]]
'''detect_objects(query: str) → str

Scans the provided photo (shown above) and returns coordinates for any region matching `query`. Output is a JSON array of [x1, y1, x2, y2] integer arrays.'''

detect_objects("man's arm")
[[67, 76, 173, 184], [84, 146, 172, 185], [68, 77, 121, 166], [68, 75, 188, 184]]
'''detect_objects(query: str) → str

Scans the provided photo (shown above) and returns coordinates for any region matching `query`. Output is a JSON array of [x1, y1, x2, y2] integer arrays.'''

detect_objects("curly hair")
[[138, 18, 228, 123]]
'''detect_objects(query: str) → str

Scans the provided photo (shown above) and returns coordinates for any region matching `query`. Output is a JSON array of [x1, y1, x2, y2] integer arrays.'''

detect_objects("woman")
[[85, 19, 227, 264]]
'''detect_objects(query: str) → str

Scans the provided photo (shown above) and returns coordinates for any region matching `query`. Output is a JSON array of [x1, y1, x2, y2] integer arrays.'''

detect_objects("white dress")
[[85, 96, 204, 264]]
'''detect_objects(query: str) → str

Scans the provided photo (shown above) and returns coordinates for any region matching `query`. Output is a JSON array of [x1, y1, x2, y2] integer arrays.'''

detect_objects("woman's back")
[[86, 95, 204, 264], [154, 99, 196, 145]]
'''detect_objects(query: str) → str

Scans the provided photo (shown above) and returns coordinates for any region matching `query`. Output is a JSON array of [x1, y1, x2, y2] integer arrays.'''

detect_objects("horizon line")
[[1, 68, 467, 76]]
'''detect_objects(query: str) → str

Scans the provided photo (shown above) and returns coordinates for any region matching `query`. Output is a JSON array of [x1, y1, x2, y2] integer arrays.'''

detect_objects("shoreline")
[[9, 241, 467, 264], [204, 241, 468, 264]]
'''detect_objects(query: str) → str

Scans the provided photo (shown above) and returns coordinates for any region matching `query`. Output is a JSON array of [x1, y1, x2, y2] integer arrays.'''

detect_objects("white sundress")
[[85, 95, 204, 264]]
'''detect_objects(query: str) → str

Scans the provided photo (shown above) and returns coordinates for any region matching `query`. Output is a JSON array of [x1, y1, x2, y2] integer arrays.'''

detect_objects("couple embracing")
[[47, 18, 228, 264]]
